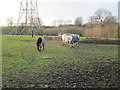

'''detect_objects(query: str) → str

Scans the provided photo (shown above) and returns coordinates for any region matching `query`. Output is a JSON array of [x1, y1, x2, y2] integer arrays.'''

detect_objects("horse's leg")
[[37, 47, 39, 51], [70, 43, 73, 48], [43, 43, 45, 50], [62, 41, 65, 46], [73, 43, 75, 48], [76, 42, 79, 47], [37, 45, 40, 51], [39, 46, 41, 52], [77, 42, 79, 47], [69, 41, 74, 48]]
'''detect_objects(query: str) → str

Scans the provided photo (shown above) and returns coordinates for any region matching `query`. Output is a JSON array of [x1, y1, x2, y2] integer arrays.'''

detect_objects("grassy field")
[[2, 35, 119, 88]]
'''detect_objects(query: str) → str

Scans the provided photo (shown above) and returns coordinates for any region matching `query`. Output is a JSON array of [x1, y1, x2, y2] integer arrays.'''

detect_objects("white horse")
[[62, 34, 80, 47]]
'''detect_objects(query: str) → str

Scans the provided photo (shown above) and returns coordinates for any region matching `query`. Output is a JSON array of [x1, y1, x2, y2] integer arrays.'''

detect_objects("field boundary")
[[20, 36, 120, 45], [80, 39, 120, 45]]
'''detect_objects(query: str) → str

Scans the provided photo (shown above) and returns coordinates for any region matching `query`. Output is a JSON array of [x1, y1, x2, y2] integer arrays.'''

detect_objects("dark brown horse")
[[36, 37, 45, 52]]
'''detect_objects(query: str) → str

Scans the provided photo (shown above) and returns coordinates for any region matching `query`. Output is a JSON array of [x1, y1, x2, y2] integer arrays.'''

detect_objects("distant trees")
[[6, 7, 117, 38], [88, 8, 112, 26], [84, 8, 118, 38], [88, 15, 117, 26], [30, 17, 44, 27], [74, 17, 83, 26], [7, 17, 14, 28], [52, 19, 63, 26], [88, 16, 97, 25], [103, 15, 117, 25], [59, 19, 64, 26], [52, 20, 57, 26], [52, 19, 72, 26], [64, 20, 72, 25], [94, 8, 111, 25]]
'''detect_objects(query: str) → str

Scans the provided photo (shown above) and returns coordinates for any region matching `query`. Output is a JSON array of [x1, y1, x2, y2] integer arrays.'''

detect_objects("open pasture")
[[2, 35, 119, 88]]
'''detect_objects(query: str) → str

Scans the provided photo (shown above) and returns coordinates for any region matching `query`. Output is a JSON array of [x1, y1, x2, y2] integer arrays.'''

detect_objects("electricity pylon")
[[118, 1, 120, 38], [118, 1, 120, 26], [15, 0, 41, 37]]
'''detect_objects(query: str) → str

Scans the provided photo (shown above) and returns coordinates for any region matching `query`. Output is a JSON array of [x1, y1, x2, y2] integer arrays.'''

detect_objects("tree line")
[[6, 8, 119, 38]]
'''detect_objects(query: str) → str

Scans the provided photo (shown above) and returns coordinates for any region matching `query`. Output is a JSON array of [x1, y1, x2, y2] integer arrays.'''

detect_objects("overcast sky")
[[0, 0, 119, 26]]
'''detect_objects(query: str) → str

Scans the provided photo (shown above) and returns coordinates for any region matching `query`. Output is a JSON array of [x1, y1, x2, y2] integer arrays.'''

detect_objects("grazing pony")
[[36, 37, 45, 51], [62, 34, 80, 47]]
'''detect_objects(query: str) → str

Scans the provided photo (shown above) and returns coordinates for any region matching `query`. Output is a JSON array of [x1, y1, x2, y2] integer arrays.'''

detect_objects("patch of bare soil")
[[81, 39, 120, 45], [35, 62, 119, 88], [23, 61, 119, 88]]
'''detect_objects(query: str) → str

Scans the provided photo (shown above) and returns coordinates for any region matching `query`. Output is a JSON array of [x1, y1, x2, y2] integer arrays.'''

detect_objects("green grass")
[[100, 37, 120, 40], [2, 35, 119, 88]]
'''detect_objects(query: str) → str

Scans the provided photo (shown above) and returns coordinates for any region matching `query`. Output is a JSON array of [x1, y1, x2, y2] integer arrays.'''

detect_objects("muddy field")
[[81, 39, 120, 45], [2, 35, 119, 88]]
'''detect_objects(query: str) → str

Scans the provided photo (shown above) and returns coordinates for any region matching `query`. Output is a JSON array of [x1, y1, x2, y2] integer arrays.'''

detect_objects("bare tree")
[[7, 17, 14, 28], [53, 19, 64, 26], [95, 8, 111, 25], [66, 20, 72, 25], [59, 19, 63, 26], [52, 20, 57, 26], [53, 19, 72, 26], [63, 19, 72, 26], [103, 15, 117, 25], [74, 17, 83, 26], [88, 16, 98, 25]]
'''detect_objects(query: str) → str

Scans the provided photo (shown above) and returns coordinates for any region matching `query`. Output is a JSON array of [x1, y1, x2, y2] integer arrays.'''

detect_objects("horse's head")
[[36, 43, 38, 48], [36, 41, 39, 51]]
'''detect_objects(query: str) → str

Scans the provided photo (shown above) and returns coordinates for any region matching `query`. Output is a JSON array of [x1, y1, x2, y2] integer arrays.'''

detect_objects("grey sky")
[[39, 2, 118, 25], [0, 0, 119, 26]]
